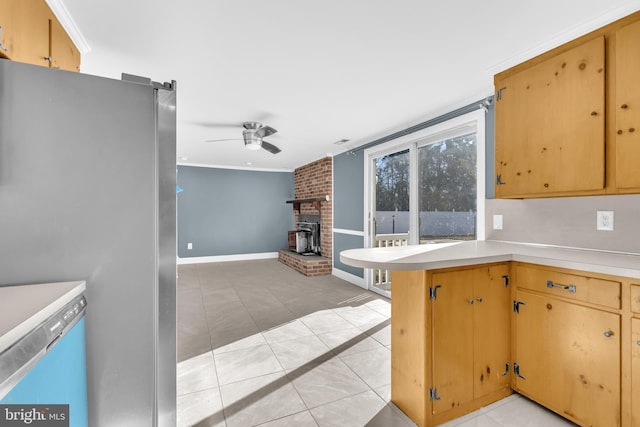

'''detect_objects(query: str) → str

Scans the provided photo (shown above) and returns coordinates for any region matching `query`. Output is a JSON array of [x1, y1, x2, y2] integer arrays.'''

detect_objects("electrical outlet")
[[493, 214, 503, 230], [596, 211, 614, 231], [187, 242, 193, 250]]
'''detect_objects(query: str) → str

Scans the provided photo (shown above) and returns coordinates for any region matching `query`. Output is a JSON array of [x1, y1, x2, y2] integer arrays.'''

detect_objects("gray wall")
[[333, 150, 365, 278], [0, 61, 175, 426], [177, 166, 294, 257]]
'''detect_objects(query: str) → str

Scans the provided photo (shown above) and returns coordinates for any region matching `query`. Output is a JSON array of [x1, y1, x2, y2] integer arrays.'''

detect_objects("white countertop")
[[0, 281, 86, 354], [340, 240, 640, 279]]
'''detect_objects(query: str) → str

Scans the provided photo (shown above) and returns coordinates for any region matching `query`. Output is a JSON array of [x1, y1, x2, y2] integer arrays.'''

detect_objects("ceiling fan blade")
[[192, 121, 242, 128], [255, 125, 277, 138], [205, 138, 242, 142], [261, 141, 281, 154]]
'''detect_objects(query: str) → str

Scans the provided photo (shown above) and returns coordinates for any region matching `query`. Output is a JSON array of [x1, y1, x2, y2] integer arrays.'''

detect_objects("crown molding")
[[45, 0, 91, 54]]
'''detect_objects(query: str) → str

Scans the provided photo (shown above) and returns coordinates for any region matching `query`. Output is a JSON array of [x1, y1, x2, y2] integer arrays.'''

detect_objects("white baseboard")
[[177, 252, 279, 265], [332, 268, 366, 289]]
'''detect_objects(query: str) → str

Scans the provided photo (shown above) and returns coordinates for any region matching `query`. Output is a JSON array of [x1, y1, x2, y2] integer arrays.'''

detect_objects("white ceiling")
[[58, 0, 640, 171]]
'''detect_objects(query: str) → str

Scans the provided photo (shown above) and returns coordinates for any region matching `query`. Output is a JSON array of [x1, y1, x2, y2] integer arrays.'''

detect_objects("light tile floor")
[[177, 259, 577, 427]]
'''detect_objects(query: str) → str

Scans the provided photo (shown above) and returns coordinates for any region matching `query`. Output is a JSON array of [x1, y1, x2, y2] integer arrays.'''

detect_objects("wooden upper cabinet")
[[0, 0, 15, 58], [614, 20, 640, 190], [11, 0, 51, 67], [1, 0, 80, 71], [50, 18, 80, 72], [494, 36, 606, 198]]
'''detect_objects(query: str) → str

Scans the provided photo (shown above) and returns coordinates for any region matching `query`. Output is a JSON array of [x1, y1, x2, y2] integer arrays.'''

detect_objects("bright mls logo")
[[0, 405, 68, 426]]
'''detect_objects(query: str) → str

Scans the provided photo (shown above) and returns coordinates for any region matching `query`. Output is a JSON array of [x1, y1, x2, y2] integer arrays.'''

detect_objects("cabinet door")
[[615, 20, 640, 190], [494, 36, 605, 198], [473, 265, 510, 398], [515, 291, 620, 426], [50, 17, 80, 72], [513, 291, 555, 403], [632, 318, 640, 426], [0, 0, 15, 58], [431, 270, 474, 414], [11, 0, 50, 67]]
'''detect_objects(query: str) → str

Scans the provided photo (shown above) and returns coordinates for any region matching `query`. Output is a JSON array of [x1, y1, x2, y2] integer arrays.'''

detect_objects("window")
[[364, 109, 485, 295]]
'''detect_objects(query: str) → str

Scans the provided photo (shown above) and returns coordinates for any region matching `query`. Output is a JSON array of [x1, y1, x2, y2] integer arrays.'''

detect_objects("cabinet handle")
[[468, 299, 474, 305], [43, 56, 52, 62], [621, 104, 629, 109], [546, 280, 576, 293], [476, 297, 483, 303], [636, 340, 640, 346], [604, 330, 614, 338]]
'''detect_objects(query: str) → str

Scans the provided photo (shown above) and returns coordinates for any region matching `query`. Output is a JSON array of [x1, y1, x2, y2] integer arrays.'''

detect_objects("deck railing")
[[372, 233, 409, 292]]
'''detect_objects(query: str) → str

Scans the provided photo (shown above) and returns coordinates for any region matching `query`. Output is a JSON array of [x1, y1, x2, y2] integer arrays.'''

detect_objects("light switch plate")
[[493, 214, 503, 230], [596, 211, 614, 231]]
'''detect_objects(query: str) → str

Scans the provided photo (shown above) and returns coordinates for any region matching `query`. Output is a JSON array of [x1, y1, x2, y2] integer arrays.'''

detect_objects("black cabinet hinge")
[[502, 274, 509, 288], [513, 362, 526, 380], [430, 285, 441, 300], [429, 387, 441, 401], [501, 361, 510, 376], [496, 86, 507, 101], [513, 300, 525, 314]]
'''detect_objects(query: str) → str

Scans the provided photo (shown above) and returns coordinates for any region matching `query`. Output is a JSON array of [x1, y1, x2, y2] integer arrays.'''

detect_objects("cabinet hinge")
[[496, 86, 507, 101], [429, 387, 441, 401], [430, 285, 441, 300], [501, 361, 510, 376], [513, 362, 526, 380], [502, 274, 509, 288], [0, 26, 7, 53], [513, 300, 525, 313]]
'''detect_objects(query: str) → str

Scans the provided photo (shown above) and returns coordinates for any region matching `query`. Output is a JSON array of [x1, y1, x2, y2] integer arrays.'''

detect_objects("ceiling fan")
[[206, 121, 281, 154]]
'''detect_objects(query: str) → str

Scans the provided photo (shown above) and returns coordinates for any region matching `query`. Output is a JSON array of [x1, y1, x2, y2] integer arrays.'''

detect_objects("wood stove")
[[295, 214, 321, 255]]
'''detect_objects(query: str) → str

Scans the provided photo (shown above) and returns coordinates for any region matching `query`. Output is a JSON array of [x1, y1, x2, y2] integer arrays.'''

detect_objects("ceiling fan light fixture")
[[242, 129, 262, 150]]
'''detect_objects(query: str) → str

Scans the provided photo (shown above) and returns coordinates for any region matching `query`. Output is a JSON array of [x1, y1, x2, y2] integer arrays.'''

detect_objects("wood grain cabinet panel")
[[390, 264, 511, 427], [494, 36, 605, 198], [0, 0, 15, 58], [514, 264, 621, 309], [1, 0, 80, 71], [50, 17, 80, 72], [10, 0, 50, 67], [514, 292, 620, 425], [513, 267, 621, 426], [615, 20, 640, 190], [431, 264, 510, 418], [631, 285, 640, 314], [632, 318, 640, 426]]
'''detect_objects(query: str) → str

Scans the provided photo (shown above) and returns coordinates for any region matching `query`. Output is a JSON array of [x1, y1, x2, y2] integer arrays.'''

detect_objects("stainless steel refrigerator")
[[0, 59, 177, 426]]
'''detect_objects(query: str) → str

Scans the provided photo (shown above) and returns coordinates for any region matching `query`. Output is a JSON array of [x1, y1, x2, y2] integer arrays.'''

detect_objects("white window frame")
[[363, 108, 486, 251]]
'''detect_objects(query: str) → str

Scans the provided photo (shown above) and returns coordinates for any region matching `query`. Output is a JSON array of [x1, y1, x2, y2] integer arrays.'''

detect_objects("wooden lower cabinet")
[[632, 318, 640, 426], [391, 262, 633, 427], [513, 290, 620, 426], [390, 263, 511, 427], [432, 264, 511, 418]]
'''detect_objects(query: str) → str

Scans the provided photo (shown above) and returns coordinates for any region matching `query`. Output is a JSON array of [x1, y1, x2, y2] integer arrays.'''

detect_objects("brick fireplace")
[[278, 157, 332, 276]]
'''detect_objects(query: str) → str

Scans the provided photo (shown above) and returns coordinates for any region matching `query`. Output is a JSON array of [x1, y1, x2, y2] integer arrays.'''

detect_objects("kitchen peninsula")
[[340, 241, 640, 427]]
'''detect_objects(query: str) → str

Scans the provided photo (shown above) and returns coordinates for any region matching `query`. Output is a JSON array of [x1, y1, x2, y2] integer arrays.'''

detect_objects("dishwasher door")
[[0, 295, 88, 427]]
